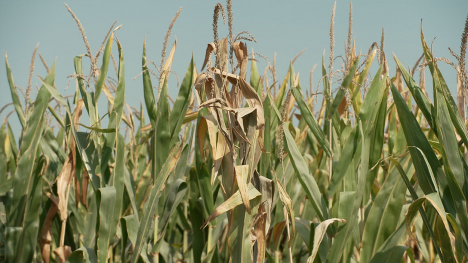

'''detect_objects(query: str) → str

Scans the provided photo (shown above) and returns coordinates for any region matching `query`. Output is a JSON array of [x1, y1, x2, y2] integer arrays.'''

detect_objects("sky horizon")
[[1, 0, 467, 136]]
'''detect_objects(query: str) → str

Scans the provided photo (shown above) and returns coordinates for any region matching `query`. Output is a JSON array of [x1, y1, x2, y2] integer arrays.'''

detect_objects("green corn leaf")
[[283, 122, 328, 221], [405, 193, 457, 262], [197, 163, 215, 224], [390, 82, 447, 199], [446, 214, 464, 263], [47, 104, 65, 128], [260, 95, 271, 178], [329, 55, 360, 117], [250, 56, 262, 96], [5, 54, 26, 128], [431, 66, 468, 238], [169, 57, 193, 149], [369, 245, 414, 263], [66, 247, 98, 263], [77, 123, 116, 133], [360, 155, 413, 263], [83, 187, 98, 248], [328, 70, 386, 261], [327, 122, 361, 197], [0, 177, 13, 196], [7, 123, 18, 160], [274, 68, 290, 111], [96, 187, 116, 263], [13, 155, 45, 263], [358, 65, 384, 127], [99, 39, 125, 175], [152, 179, 188, 253], [228, 187, 261, 263], [393, 54, 436, 131], [158, 179, 188, 236], [321, 54, 331, 111], [120, 215, 150, 263], [421, 30, 468, 149], [371, 222, 407, 260], [10, 62, 55, 227], [39, 77, 102, 189], [94, 32, 113, 102], [6, 227, 22, 262], [291, 85, 331, 157], [142, 38, 157, 127], [75, 131, 100, 189], [74, 55, 99, 125], [107, 133, 126, 248], [123, 166, 139, 222], [153, 79, 171, 179], [131, 143, 182, 263], [0, 124, 8, 182], [390, 158, 444, 261], [351, 50, 376, 115], [188, 168, 204, 263], [295, 218, 311, 249], [364, 85, 388, 202]]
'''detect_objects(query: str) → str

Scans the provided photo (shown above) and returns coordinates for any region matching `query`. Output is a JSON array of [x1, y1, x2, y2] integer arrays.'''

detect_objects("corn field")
[[1, 2, 468, 263]]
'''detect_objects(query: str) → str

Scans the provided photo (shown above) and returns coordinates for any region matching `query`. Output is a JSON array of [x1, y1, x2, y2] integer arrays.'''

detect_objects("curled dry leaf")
[[211, 69, 265, 129], [250, 174, 274, 262], [250, 204, 267, 262], [57, 152, 75, 221], [199, 98, 234, 112], [201, 183, 261, 229], [201, 43, 216, 71], [276, 178, 296, 247], [53, 246, 72, 263], [307, 218, 347, 263], [199, 114, 228, 185], [232, 41, 248, 80], [218, 38, 229, 72], [234, 165, 251, 213]]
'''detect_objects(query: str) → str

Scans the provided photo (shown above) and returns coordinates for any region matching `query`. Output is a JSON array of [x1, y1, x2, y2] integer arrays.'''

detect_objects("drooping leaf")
[[307, 218, 346, 263]]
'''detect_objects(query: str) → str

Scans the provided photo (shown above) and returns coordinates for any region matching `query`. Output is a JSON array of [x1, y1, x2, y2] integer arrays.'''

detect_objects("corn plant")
[[1, 2, 468, 263]]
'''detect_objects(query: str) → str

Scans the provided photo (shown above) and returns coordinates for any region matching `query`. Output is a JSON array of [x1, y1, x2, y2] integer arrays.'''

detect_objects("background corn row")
[[1, 2, 468, 263]]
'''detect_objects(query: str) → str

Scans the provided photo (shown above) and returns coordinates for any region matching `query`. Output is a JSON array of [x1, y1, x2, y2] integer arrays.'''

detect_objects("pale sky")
[[1, 0, 467, 134]]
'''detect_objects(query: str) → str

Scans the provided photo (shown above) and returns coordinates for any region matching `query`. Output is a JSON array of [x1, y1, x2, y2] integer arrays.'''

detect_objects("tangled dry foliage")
[[1, 1, 468, 263]]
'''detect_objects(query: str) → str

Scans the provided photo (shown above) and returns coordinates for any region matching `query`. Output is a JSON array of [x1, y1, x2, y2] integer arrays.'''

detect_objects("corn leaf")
[[283, 122, 328, 221]]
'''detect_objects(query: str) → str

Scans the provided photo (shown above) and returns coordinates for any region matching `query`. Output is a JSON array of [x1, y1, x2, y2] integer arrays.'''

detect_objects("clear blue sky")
[[1, 0, 467, 135]]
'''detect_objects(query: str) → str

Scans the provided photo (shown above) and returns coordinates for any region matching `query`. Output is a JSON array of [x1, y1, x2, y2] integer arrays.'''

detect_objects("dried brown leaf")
[[56, 152, 74, 221], [201, 43, 216, 71], [53, 246, 72, 263], [232, 41, 248, 80], [201, 183, 261, 228], [234, 165, 251, 213], [337, 96, 347, 117], [276, 178, 295, 247], [40, 202, 58, 263], [159, 37, 177, 89]]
